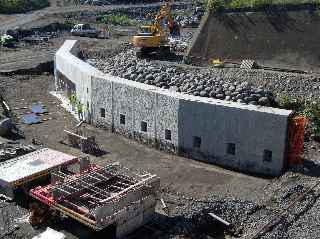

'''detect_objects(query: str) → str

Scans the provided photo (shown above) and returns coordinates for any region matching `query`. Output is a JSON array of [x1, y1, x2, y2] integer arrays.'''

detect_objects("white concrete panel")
[[112, 80, 134, 135], [155, 89, 180, 147], [132, 87, 157, 139], [91, 76, 113, 127]]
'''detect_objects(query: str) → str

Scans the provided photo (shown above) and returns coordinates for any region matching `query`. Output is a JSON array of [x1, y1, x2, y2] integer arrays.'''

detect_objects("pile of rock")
[[93, 49, 275, 106], [0, 142, 36, 162], [153, 175, 320, 239], [175, 15, 202, 28], [152, 193, 262, 238], [110, 4, 202, 27], [170, 31, 194, 52], [241, 171, 320, 239]]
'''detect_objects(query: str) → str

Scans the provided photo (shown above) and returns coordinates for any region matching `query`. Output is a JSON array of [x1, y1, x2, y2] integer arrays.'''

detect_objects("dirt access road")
[[0, 1, 187, 33]]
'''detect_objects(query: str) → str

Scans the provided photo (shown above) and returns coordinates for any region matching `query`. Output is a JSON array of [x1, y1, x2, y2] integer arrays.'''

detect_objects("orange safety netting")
[[287, 116, 308, 165]]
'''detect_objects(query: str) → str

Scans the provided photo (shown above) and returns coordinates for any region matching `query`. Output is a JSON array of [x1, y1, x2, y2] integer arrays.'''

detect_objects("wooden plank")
[[208, 212, 231, 227], [64, 129, 87, 140]]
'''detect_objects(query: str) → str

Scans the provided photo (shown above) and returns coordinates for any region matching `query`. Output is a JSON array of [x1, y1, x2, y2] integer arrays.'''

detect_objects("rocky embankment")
[[90, 49, 320, 107]]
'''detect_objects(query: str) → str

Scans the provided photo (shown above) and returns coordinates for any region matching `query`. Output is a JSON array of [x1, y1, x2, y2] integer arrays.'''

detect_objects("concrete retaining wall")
[[187, 9, 320, 72], [55, 40, 292, 177]]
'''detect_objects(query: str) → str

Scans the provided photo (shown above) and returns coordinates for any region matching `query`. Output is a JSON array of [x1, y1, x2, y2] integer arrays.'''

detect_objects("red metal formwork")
[[287, 116, 308, 165]]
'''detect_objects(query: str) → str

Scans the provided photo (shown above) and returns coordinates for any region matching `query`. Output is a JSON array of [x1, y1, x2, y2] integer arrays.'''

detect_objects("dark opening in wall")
[[120, 114, 125, 125], [227, 143, 236, 155], [165, 129, 172, 141], [100, 108, 105, 118], [263, 150, 272, 162], [141, 121, 147, 132], [193, 136, 201, 148]]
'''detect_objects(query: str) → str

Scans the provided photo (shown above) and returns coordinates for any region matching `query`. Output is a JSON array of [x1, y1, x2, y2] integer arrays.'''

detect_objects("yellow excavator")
[[132, 0, 180, 57]]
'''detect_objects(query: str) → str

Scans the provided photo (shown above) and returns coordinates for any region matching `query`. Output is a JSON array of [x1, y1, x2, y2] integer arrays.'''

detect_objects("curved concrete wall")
[[55, 40, 292, 176]]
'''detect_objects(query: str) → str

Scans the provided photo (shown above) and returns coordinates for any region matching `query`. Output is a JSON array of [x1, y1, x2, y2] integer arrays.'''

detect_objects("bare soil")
[[0, 73, 269, 239]]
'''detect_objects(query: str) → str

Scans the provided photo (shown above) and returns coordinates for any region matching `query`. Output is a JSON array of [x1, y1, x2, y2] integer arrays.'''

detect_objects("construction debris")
[[76, 120, 84, 127], [208, 212, 231, 228], [161, 198, 169, 215], [0, 141, 35, 162], [240, 59, 257, 70], [62, 129, 100, 154]]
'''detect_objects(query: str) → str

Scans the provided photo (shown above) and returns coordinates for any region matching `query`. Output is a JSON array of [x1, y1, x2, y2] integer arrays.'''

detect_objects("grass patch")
[[277, 93, 304, 111], [204, 0, 320, 11], [277, 93, 320, 137], [301, 103, 320, 137], [0, 0, 49, 14], [101, 14, 133, 26]]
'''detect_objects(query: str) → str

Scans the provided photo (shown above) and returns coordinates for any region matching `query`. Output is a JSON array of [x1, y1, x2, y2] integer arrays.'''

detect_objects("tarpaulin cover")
[[31, 104, 48, 114], [23, 113, 42, 125]]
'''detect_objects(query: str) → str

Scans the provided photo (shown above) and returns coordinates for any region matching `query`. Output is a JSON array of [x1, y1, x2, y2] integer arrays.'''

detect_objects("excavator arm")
[[153, 0, 180, 36], [132, 0, 180, 57]]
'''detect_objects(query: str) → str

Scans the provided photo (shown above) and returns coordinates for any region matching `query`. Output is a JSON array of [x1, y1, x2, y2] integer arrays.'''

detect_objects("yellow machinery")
[[212, 59, 224, 68], [132, 0, 180, 57]]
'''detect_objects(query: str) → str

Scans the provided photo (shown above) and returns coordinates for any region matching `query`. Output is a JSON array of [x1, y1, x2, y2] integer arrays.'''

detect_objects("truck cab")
[[71, 24, 101, 38]]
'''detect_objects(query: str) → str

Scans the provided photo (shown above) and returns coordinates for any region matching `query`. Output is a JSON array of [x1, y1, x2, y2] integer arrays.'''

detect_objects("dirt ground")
[[0, 73, 269, 239], [0, 27, 134, 74], [4, 74, 269, 202], [0, 1, 187, 34]]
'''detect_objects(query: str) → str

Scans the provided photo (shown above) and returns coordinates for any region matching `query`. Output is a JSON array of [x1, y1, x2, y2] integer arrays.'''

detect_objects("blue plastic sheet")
[[23, 113, 42, 125], [31, 104, 48, 114]]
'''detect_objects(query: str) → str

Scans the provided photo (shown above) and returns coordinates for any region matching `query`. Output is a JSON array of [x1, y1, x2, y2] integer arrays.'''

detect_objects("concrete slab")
[[0, 148, 77, 187]]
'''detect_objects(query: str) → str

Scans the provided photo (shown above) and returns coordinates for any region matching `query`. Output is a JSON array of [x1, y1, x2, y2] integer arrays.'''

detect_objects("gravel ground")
[[144, 169, 320, 239]]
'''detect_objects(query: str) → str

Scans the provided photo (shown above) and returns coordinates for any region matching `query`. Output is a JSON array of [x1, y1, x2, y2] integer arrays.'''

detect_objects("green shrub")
[[302, 103, 320, 123], [205, 0, 320, 11], [0, 0, 49, 14], [204, 0, 225, 11], [101, 14, 132, 26], [277, 93, 304, 111], [277, 94, 320, 136]]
